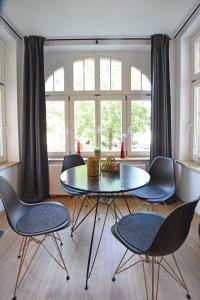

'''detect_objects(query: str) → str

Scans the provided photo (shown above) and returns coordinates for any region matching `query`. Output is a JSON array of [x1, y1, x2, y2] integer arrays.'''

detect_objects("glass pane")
[[131, 66, 142, 90], [131, 100, 151, 151], [45, 75, 53, 92], [74, 100, 95, 151], [111, 60, 122, 90], [73, 60, 84, 91], [85, 58, 95, 91], [46, 101, 65, 152], [54, 67, 64, 91], [101, 100, 122, 151], [142, 73, 151, 90], [0, 89, 3, 157], [195, 39, 200, 74], [193, 85, 200, 158], [100, 58, 110, 90]]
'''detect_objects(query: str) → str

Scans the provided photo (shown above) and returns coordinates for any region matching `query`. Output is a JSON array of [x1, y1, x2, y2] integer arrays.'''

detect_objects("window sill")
[[49, 157, 150, 164], [0, 161, 20, 171], [176, 160, 200, 174]]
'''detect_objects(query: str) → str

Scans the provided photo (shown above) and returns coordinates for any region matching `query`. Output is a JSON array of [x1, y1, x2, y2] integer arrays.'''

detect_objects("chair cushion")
[[131, 184, 166, 199], [116, 213, 165, 253], [16, 203, 70, 235]]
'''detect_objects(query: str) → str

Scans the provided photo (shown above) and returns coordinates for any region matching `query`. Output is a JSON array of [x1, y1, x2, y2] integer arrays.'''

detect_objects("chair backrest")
[[62, 154, 85, 173], [0, 176, 26, 232], [149, 156, 175, 195], [147, 199, 199, 256]]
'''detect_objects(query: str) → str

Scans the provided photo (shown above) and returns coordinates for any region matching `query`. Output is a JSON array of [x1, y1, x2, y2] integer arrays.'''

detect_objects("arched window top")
[[100, 58, 122, 91], [45, 67, 64, 92], [131, 66, 151, 91], [73, 58, 95, 91]]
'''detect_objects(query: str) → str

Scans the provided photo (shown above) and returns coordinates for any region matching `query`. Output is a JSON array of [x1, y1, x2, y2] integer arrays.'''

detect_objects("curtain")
[[150, 34, 172, 162], [21, 36, 49, 203]]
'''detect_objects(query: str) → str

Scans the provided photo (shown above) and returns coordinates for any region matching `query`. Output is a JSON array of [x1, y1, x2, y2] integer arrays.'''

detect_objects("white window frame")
[[100, 58, 122, 92], [73, 58, 95, 92], [45, 65, 66, 95], [0, 40, 6, 163], [45, 55, 151, 159], [98, 95, 126, 156], [70, 95, 97, 156], [46, 95, 69, 157], [130, 65, 151, 94], [127, 95, 151, 157], [191, 30, 200, 160]]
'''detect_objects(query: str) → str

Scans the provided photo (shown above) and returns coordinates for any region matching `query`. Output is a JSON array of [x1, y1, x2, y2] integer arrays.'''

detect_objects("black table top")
[[60, 164, 150, 193]]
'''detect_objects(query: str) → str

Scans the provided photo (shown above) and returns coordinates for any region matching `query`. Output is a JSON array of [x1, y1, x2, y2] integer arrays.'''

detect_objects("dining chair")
[[0, 176, 71, 300], [111, 198, 199, 300], [129, 156, 176, 213], [61, 154, 100, 237]]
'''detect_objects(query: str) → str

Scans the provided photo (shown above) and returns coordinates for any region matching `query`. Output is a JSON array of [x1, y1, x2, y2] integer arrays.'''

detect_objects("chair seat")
[[16, 203, 70, 236], [112, 213, 165, 254], [131, 184, 166, 199]]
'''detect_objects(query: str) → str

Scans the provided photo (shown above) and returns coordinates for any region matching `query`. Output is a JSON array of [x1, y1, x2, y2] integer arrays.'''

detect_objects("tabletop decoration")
[[120, 134, 127, 159], [101, 156, 119, 173], [87, 157, 100, 177], [94, 147, 101, 159], [76, 140, 81, 154]]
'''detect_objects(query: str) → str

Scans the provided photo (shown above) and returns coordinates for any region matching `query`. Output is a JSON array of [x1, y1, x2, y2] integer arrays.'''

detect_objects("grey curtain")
[[21, 36, 49, 203], [150, 34, 172, 162]]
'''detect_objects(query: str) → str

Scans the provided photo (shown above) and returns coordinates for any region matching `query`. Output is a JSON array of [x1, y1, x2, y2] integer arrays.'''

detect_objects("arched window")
[[45, 67, 64, 92], [100, 58, 122, 90], [45, 56, 151, 156], [73, 58, 95, 91], [131, 66, 151, 91]]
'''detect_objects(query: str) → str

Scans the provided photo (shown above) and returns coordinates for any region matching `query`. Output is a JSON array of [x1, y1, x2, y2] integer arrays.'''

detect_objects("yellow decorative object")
[[87, 157, 100, 177], [101, 156, 119, 173]]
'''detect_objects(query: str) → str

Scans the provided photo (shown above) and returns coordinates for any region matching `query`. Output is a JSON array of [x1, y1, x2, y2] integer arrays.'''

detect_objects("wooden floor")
[[0, 197, 200, 300]]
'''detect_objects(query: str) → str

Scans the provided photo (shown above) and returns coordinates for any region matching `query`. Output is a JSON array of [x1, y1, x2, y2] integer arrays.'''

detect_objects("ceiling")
[[2, 0, 199, 38]]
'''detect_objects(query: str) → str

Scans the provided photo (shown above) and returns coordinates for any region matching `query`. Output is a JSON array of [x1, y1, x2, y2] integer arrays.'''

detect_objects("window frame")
[[45, 95, 69, 157], [0, 40, 6, 163], [130, 65, 151, 94], [70, 95, 97, 156], [45, 66, 65, 94], [73, 58, 95, 92], [127, 95, 151, 157], [98, 95, 126, 156], [45, 55, 151, 159], [191, 30, 200, 160], [100, 58, 122, 91]]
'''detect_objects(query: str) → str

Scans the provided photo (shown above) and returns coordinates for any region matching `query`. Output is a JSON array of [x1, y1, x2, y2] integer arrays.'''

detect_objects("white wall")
[[0, 22, 23, 213], [176, 164, 200, 214], [174, 11, 200, 214]]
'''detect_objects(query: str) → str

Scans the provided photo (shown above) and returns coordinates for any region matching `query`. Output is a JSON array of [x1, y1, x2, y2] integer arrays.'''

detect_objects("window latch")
[[0, 82, 5, 86]]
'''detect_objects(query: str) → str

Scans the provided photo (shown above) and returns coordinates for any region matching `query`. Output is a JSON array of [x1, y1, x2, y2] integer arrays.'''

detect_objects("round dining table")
[[60, 164, 150, 289]]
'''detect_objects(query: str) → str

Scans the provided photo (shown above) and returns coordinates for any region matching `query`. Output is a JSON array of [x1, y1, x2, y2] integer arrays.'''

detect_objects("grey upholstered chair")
[[111, 199, 199, 300], [130, 156, 176, 212], [61, 154, 99, 237], [0, 176, 71, 300]]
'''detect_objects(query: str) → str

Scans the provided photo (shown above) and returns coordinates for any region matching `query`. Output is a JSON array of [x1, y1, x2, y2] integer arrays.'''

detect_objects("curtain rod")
[[174, 2, 200, 39], [0, 15, 22, 40], [45, 37, 152, 42]]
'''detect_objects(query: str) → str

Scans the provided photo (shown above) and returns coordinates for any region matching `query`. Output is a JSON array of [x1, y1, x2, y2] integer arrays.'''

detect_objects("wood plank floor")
[[0, 197, 200, 300]]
